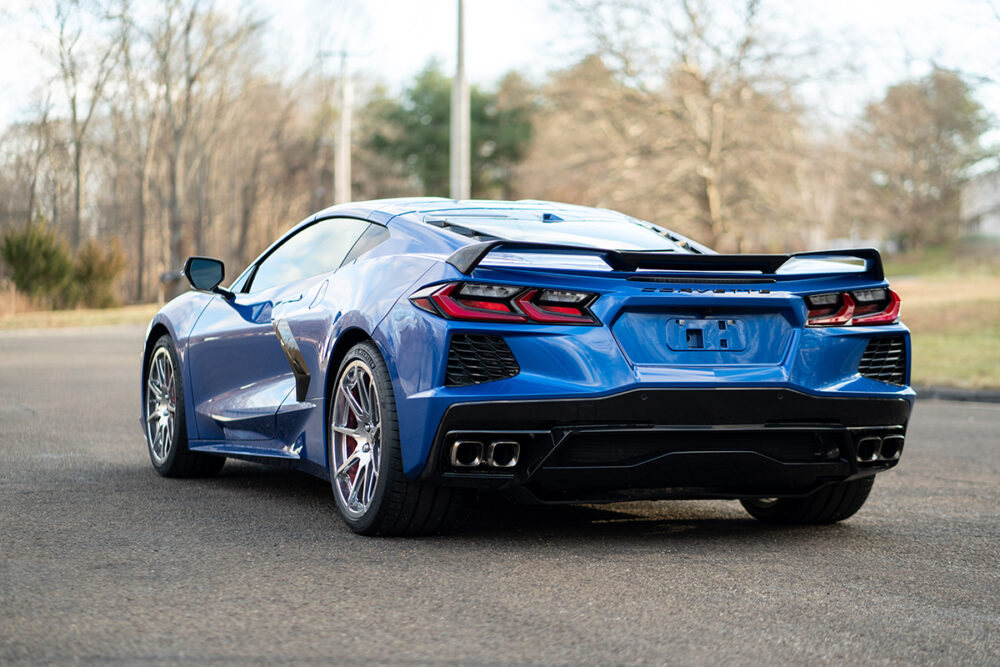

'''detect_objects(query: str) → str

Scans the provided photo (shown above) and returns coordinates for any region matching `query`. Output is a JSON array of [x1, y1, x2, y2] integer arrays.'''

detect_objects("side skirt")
[[188, 439, 331, 481]]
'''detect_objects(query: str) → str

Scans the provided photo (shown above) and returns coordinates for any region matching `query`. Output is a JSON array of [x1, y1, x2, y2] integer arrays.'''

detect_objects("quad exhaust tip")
[[487, 441, 520, 468], [856, 436, 880, 462], [856, 435, 904, 463], [449, 439, 521, 468], [880, 435, 903, 460], [450, 440, 483, 467]]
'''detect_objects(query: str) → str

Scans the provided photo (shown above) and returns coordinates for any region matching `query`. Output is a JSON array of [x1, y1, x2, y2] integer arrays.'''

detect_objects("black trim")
[[446, 241, 884, 281], [272, 316, 310, 401], [420, 388, 911, 502], [445, 334, 520, 386], [431, 388, 910, 435], [859, 336, 907, 386]]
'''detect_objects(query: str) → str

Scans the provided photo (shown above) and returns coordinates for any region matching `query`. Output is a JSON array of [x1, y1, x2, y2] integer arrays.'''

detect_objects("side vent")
[[446, 334, 520, 387], [859, 336, 907, 385]]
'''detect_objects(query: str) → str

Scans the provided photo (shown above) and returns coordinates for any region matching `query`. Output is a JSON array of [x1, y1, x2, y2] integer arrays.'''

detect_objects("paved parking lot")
[[1, 325, 997, 664]]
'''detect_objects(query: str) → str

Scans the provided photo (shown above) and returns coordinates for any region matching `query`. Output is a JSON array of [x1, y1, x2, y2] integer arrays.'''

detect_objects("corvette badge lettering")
[[640, 287, 772, 294]]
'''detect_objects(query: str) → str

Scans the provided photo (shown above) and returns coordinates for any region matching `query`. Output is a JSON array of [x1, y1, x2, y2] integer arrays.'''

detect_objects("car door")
[[185, 216, 371, 445]]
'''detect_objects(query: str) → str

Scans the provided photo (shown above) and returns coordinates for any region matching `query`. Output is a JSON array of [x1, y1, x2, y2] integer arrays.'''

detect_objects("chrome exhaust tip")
[[486, 441, 520, 468], [450, 440, 483, 467], [856, 436, 880, 462], [880, 435, 904, 460]]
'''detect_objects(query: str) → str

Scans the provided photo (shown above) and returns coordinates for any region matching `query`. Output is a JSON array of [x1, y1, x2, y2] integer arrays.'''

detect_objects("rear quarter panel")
[[276, 249, 439, 471]]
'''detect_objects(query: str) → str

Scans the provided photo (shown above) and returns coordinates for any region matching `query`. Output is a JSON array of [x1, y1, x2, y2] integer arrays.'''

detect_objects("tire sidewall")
[[328, 342, 399, 533], [145, 335, 186, 474]]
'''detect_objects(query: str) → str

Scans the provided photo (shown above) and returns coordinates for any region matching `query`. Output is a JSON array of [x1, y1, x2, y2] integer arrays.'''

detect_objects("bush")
[[0, 220, 74, 303], [0, 222, 127, 309], [69, 239, 127, 308]]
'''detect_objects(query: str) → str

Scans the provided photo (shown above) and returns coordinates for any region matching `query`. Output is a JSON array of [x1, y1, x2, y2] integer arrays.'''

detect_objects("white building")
[[961, 170, 1000, 238]]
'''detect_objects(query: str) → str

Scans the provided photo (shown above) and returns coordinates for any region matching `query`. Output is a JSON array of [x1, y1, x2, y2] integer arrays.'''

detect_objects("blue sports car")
[[141, 198, 912, 535]]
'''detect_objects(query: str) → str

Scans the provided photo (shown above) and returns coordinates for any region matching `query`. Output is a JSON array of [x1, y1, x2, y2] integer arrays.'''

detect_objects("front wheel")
[[144, 335, 225, 478], [329, 342, 462, 536], [740, 476, 875, 524]]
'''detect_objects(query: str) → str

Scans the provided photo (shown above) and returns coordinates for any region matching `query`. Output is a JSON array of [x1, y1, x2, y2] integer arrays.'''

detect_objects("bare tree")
[[532, 0, 819, 250], [145, 0, 262, 279], [24, 97, 55, 227], [848, 68, 993, 249], [47, 0, 122, 247], [110, 0, 162, 302]]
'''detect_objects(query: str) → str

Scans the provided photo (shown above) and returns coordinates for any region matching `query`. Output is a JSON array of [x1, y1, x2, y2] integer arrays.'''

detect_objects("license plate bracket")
[[666, 318, 746, 351]]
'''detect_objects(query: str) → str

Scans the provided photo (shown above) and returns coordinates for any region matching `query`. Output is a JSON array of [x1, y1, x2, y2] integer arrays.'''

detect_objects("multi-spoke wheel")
[[144, 335, 225, 478], [146, 346, 176, 465], [328, 342, 464, 535], [331, 360, 382, 518]]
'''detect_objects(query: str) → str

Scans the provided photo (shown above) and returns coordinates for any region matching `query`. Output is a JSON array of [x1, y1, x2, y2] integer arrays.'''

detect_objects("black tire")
[[740, 476, 875, 524], [144, 335, 225, 478], [328, 341, 463, 536]]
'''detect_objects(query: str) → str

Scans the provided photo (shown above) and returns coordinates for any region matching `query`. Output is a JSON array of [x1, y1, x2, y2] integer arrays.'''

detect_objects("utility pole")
[[334, 50, 352, 204], [449, 0, 470, 200]]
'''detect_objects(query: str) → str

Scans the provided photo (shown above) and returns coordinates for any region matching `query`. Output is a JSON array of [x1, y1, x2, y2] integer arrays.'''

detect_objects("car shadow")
[[201, 460, 860, 545], [457, 495, 844, 542]]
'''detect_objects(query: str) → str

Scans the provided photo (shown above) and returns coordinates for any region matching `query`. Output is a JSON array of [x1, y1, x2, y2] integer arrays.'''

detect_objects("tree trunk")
[[136, 179, 146, 302], [72, 137, 83, 247], [167, 151, 185, 299]]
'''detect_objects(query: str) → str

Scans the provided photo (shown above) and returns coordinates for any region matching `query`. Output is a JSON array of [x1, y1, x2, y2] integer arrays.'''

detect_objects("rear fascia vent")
[[446, 334, 520, 387], [859, 336, 907, 385]]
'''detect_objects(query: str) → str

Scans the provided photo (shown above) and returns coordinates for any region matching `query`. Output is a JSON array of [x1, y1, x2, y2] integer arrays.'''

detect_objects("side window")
[[341, 224, 390, 266], [249, 217, 369, 293]]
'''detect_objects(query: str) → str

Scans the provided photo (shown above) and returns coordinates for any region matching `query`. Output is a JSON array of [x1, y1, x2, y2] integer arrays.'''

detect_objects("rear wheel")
[[144, 335, 225, 478], [740, 476, 875, 524], [329, 341, 462, 536]]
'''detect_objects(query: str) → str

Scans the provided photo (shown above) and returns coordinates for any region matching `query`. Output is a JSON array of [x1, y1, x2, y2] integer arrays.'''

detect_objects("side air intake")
[[445, 334, 520, 387], [858, 336, 907, 385]]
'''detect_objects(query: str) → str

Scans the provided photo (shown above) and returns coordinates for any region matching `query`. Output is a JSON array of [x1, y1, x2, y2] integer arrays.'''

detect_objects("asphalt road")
[[1, 325, 998, 665]]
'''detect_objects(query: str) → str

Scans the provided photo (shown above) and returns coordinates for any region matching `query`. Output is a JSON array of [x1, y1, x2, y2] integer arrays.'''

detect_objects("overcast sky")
[[1, 0, 998, 132]]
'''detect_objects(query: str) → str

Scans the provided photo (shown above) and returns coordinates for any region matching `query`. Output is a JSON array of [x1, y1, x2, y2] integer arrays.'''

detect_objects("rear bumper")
[[420, 388, 911, 503]]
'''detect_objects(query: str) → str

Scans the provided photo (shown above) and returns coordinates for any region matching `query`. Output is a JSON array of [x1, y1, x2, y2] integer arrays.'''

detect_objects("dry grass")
[[892, 273, 1000, 389], [0, 303, 159, 330]]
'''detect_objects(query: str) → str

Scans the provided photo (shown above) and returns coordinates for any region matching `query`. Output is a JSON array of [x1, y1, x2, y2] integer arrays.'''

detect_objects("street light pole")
[[449, 0, 470, 200], [334, 50, 352, 204]]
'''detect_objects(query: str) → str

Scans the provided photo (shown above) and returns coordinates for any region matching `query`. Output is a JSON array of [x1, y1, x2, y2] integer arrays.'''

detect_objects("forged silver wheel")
[[146, 347, 176, 465], [331, 359, 382, 519]]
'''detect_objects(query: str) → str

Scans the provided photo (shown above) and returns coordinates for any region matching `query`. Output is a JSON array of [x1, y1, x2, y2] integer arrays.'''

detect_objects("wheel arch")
[[142, 322, 171, 382], [141, 322, 172, 429], [140, 317, 200, 442]]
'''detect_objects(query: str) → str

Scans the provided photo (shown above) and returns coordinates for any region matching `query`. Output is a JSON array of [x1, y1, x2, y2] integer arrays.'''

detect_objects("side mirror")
[[183, 257, 233, 299]]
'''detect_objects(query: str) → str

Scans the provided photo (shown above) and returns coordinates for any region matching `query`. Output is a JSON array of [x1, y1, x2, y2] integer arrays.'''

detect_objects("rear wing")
[[445, 241, 884, 281]]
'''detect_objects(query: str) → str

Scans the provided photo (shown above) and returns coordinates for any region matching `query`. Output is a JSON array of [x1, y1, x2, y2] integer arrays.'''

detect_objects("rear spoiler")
[[445, 241, 885, 281]]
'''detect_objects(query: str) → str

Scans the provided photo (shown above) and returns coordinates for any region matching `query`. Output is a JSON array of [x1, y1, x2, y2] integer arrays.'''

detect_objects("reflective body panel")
[[141, 198, 913, 500]]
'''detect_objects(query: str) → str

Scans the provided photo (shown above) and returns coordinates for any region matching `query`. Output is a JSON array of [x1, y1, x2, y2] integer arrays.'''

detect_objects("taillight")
[[851, 288, 901, 325], [410, 282, 599, 325], [806, 292, 855, 326], [806, 288, 900, 327]]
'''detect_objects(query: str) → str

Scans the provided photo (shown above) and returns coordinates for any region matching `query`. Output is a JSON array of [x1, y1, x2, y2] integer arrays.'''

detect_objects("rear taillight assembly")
[[410, 282, 599, 325], [806, 288, 901, 327]]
